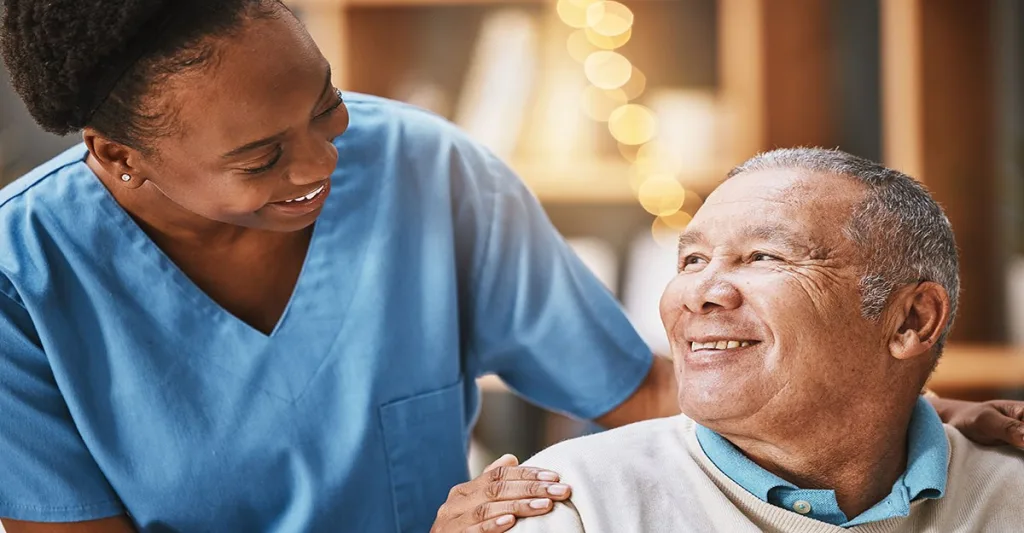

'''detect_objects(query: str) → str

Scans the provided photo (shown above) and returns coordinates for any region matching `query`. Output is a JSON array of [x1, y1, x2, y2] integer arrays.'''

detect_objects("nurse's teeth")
[[690, 340, 755, 351], [284, 185, 325, 203]]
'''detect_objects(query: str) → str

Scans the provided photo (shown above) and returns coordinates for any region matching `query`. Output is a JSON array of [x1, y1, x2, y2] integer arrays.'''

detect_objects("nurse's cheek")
[[431, 454, 572, 533]]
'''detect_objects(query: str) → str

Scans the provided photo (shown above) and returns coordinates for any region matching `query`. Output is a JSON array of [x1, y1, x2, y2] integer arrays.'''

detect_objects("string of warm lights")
[[555, 0, 696, 242]]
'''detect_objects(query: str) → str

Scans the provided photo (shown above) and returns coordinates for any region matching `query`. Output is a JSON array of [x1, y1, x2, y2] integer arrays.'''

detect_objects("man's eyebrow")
[[677, 230, 708, 251], [221, 65, 333, 159], [744, 225, 813, 252]]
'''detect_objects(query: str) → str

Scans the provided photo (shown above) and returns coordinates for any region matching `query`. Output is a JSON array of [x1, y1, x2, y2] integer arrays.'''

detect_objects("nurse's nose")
[[289, 135, 338, 185]]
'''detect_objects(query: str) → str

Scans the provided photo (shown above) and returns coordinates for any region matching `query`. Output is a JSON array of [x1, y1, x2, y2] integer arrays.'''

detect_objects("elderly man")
[[508, 148, 1024, 532]]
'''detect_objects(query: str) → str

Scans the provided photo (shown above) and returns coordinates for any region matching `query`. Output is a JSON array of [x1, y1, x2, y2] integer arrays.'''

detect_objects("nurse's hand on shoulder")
[[431, 454, 572, 533]]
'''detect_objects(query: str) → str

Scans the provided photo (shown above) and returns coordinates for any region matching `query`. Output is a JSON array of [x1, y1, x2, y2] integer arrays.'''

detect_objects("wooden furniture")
[[929, 345, 1024, 398], [284, 0, 719, 206]]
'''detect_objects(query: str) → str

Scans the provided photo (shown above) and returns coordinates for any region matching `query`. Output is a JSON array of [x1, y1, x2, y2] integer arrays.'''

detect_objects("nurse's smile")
[[266, 179, 331, 216]]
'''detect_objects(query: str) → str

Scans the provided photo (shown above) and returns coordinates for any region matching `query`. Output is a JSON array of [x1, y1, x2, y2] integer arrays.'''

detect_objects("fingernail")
[[530, 498, 552, 509], [547, 484, 569, 496], [497, 515, 514, 526], [537, 471, 559, 482]]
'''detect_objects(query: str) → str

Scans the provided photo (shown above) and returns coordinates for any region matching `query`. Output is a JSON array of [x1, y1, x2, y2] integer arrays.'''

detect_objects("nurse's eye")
[[241, 146, 283, 174], [314, 89, 344, 120]]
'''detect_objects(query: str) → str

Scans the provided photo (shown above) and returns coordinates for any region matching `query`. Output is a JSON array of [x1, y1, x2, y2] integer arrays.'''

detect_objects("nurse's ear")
[[83, 128, 148, 190]]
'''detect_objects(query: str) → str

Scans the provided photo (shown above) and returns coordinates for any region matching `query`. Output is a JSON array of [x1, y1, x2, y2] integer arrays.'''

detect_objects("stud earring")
[[120, 173, 132, 182]]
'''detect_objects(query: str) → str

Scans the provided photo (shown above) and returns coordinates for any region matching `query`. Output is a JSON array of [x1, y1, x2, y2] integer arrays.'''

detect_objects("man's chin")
[[678, 378, 762, 426]]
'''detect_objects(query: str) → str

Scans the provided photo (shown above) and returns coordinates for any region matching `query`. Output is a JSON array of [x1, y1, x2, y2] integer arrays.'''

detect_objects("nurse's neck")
[[87, 155, 253, 250]]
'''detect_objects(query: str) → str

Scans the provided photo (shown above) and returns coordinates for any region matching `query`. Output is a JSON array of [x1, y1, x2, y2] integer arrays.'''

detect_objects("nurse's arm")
[[1, 516, 137, 533], [593, 355, 680, 429]]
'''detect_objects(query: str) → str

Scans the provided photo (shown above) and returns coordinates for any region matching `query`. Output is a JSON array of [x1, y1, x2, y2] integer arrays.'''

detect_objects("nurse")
[[0, 1, 1020, 532]]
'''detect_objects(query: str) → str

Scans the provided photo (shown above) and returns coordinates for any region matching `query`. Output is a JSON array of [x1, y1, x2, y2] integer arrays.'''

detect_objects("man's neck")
[[719, 396, 917, 519]]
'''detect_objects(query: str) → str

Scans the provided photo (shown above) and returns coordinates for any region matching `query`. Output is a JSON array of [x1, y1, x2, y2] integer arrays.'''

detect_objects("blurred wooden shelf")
[[929, 344, 1024, 394], [511, 158, 637, 204], [290, 0, 672, 7], [511, 158, 721, 205]]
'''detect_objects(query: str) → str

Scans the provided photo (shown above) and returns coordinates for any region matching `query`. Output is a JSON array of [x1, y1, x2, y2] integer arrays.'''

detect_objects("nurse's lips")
[[267, 180, 330, 216]]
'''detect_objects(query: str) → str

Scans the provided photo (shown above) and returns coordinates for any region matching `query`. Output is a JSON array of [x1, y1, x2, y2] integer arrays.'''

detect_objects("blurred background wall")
[[2, 0, 1022, 465]]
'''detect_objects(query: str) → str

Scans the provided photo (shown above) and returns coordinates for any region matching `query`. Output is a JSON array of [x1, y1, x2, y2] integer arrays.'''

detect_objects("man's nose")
[[682, 267, 742, 315]]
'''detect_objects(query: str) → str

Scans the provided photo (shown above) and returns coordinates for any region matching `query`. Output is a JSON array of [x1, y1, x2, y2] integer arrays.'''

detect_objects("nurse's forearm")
[[2, 516, 137, 533], [594, 355, 680, 428]]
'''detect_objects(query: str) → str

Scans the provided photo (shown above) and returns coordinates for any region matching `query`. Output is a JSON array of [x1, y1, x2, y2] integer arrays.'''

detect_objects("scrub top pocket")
[[380, 379, 470, 533]]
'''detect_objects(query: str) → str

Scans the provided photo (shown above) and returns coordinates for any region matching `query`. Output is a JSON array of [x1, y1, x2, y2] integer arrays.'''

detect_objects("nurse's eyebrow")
[[221, 65, 333, 159]]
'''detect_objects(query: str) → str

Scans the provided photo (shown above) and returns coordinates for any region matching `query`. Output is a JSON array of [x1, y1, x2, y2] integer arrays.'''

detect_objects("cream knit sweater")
[[512, 416, 1024, 533]]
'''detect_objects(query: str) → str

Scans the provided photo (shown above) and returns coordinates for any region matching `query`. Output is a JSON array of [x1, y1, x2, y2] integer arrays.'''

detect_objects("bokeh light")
[[619, 66, 647, 101], [634, 141, 685, 175], [585, 26, 632, 50], [608, 104, 657, 145], [652, 217, 683, 249], [586, 1, 634, 37], [617, 142, 641, 162], [637, 175, 685, 216], [557, 0, 600, 29], [659, 209, 693, 231], [583, 51, 633, 90], [580, 86, 628, 122], [566, 30, 595, 63]]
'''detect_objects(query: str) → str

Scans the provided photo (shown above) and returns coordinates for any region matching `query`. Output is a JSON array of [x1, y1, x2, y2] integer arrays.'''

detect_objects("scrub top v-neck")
[[0, 94, 653, 532]]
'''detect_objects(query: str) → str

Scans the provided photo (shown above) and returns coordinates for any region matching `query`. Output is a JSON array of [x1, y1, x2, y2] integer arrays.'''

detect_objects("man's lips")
[[687, 339, 761, 352]]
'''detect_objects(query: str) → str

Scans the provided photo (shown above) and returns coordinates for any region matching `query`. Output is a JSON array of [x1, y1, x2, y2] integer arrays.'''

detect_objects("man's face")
[[660, 169, 891, 433]]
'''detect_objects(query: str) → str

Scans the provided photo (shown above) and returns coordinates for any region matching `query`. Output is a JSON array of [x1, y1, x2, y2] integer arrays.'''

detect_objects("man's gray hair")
[[728, 147, 960, 353]]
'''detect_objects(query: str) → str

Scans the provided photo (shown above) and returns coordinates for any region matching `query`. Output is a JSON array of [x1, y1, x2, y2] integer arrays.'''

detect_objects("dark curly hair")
[[1, 0, 280, 149]]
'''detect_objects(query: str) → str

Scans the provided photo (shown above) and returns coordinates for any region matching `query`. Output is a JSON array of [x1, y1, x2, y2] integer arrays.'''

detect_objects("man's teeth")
[[690, 340, 753, 351], [284, 185, 325, 203]]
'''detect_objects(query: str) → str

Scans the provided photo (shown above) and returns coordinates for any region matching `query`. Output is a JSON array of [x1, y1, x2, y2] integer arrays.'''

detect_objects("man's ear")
[[82, 128, 148, 190], [887, 281, 951, 360]]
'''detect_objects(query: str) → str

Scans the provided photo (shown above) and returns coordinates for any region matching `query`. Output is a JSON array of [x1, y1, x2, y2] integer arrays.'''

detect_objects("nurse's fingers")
[[471, 498, 554, 522], [481, 466, 561, 484], [482, 480, 573, 503], [464, 514, 517, 533], [483, 453, 519, 472]]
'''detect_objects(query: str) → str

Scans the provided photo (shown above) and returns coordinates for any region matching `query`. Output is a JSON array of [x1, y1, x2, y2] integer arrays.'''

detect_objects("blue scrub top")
[[0, 94, 653, 532]]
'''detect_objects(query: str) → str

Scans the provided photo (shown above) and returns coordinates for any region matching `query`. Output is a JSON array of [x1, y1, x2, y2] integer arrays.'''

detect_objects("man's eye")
[[681, 255, 707, 269], [752, 252, 779, 262]]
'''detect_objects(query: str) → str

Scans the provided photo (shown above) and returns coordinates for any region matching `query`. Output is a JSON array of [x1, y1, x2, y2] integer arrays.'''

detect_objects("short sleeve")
[[0, 285, 124, 522], [456, 150, 653, 420]]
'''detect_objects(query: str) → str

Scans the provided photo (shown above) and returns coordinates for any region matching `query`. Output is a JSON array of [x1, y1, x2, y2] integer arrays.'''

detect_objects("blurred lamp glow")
[[557, 0, 600, 29], [652, 217, 683, 249], [581, 86, 628, 121], [608, 104, 657, 145], [567, 30, 595, 63], [584, 51, 632, 89], [585, 27, 632, 50], [660, 209, 693, 231], [586, 1, 634, 37], [620, 66, 647, 100], [638, 175, 685, 216], [618, 142, 641, 162]]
